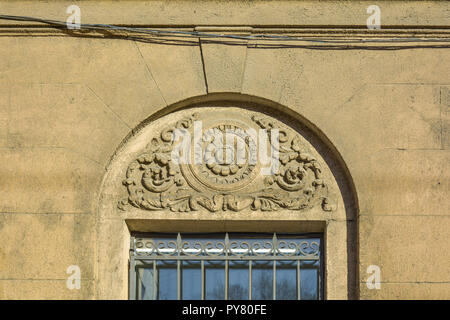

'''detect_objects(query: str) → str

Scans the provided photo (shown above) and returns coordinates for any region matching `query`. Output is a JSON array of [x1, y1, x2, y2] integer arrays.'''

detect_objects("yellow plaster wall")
[[0, 0, 448, 299]]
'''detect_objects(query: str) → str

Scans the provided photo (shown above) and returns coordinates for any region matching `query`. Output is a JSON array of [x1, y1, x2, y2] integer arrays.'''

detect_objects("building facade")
[[0, 0, 449, 299]]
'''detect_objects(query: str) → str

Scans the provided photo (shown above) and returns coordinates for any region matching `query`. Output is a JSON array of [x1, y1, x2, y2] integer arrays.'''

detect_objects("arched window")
[[97, 97, 358, 300]]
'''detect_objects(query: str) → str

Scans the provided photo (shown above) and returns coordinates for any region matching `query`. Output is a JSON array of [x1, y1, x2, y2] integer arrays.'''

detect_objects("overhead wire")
[[1, 14, 450, 50]]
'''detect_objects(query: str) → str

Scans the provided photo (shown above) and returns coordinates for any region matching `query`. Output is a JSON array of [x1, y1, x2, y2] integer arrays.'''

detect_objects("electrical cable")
[[1, 14, 450, 49]]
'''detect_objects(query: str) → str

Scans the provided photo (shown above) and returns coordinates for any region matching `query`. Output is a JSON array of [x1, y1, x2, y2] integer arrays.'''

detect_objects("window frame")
[[128, 232, 325, 300]]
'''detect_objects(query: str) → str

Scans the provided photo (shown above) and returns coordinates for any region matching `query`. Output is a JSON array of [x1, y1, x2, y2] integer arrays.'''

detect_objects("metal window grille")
[[129, 233, 323, 300]]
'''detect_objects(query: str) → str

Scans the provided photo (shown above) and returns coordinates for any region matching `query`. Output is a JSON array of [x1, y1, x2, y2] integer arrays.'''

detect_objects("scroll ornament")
[[118, 112, 334, 212]]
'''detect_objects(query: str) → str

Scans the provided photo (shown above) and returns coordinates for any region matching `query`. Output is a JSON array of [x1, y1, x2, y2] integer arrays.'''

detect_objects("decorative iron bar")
[[129, 233, 323, 300]]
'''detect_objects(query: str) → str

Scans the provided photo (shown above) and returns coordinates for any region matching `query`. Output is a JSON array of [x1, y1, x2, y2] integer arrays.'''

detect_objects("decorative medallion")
[[118, 108, 334, 212]]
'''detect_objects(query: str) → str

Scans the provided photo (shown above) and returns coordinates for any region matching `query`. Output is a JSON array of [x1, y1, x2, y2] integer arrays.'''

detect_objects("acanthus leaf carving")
[[118, 109, 335, 213]]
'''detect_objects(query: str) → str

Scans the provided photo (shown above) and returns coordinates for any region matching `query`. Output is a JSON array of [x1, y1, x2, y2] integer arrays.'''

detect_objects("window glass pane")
[[276, 260, 297, 300], [182, 260, 201, 299], [205, 260, 225, 300], [229, 260, 249, 300], [157, 260, 177, 300], [137, 266, 154, 300], [300, 260, 320, 300], [252, 260, 273, 300]]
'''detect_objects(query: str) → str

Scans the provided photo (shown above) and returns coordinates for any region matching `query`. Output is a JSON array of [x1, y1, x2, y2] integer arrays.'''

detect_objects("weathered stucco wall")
[[0, 0, 449, 299]]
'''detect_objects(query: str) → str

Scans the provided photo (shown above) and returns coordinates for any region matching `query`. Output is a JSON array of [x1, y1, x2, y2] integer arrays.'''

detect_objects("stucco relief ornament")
[[118, 110, 334, 212]]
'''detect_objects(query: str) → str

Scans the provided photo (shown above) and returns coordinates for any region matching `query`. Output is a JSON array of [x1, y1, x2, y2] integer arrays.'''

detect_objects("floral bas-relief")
[[118, 108, 334, 212]]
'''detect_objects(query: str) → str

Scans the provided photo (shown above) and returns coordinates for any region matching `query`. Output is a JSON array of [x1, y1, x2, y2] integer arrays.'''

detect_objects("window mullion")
[[273, 233, 277, 300], [225, 233, 229, 300], [129, 236, 136, 300], [177, 233, 181, 300], [249, 260, 252, 300], [297, 260, 301, 300], [201, 260, 205, 300], [177, 260, 181, 300], [153, 261, 157, 300]]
